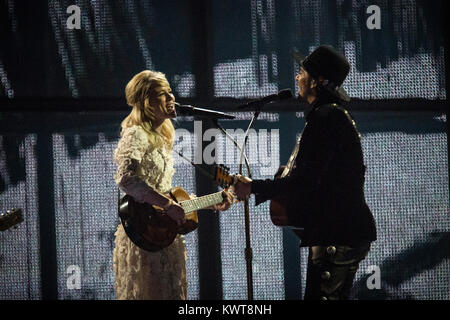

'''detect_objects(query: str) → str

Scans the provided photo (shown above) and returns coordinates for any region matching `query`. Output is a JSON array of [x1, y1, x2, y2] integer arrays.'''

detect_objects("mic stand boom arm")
[[211, 119, 251, 177]]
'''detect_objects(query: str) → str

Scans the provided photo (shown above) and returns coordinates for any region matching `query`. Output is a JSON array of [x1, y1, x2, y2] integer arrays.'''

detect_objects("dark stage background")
[[0, 0, 448, 300]]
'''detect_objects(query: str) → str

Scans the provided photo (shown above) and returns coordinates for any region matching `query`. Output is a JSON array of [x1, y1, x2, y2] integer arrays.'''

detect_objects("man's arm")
[[235, 105, 347, 204]]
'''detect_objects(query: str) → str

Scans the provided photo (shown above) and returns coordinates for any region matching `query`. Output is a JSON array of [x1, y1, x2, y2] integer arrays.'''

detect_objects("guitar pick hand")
[[165, 201, 186, 226]]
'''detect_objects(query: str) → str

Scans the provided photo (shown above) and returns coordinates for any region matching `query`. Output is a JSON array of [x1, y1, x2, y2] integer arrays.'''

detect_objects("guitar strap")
[[281, 126, 306, 178]]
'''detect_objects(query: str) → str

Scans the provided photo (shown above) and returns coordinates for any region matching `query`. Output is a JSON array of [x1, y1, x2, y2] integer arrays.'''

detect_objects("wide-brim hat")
[[292, 45, 350, 102]]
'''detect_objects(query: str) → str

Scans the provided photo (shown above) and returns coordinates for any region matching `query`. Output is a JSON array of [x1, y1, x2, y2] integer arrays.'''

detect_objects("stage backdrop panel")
[[0, 110, 447, 300], [0, 0, 446, 100]]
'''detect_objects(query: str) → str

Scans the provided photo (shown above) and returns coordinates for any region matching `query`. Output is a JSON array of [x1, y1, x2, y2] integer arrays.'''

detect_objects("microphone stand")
[[211, 118, 254, 300], [237, 107, 264, 301], [212, 101, 263, 300]]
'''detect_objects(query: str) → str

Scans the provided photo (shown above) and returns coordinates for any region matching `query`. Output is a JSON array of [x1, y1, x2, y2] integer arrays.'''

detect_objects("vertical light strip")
[[48, 0, 80, 97], [0, 59, 14, 98], [7, 0, 17, 32], [125, 0, 153, 70]]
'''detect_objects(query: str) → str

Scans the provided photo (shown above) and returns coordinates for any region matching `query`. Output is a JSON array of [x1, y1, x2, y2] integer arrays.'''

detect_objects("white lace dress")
[[112, 125, 187, 300]]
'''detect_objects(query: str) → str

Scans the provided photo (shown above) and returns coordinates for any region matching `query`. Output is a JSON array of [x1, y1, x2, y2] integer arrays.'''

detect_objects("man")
[[234, 45, 376, 300]]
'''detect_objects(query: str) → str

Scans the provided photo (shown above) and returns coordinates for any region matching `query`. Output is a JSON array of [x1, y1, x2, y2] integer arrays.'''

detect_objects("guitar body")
[[268, 167, 293, 227], [118, 187, 199, 252], [270, 195, 306, 235], [268, 167, 304, 229], [269, 195, 290, 227]]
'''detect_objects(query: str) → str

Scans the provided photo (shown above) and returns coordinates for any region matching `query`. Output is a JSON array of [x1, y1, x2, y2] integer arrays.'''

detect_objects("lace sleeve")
[[113, 125, 156, 203]]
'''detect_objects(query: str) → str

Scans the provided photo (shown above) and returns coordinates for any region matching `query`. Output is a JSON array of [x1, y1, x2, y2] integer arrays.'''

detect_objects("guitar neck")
[[179, 192, 223, 214]]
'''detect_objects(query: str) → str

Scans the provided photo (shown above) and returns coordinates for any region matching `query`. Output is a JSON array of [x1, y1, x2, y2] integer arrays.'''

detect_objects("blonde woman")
[[113, 70, 232, 299]]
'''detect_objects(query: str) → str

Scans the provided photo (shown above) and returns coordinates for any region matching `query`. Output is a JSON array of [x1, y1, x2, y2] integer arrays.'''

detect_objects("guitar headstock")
[[0, 208, 24, 232], [214, 164, 236, 188]]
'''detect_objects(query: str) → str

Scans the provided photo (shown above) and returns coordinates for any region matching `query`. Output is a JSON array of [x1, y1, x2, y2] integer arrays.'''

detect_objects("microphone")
[[174, 102, 235, 119], [237, 89, 293, 109]]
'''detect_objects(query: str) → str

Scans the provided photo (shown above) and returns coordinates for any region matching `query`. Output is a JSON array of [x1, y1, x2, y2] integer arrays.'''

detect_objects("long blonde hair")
[[121, 70, 175, 149]]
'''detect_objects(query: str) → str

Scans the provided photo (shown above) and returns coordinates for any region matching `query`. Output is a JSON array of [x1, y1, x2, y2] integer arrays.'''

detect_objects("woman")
[[113, 70, 232, 299]]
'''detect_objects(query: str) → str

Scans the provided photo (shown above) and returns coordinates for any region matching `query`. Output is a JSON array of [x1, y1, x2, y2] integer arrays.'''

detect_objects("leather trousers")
[[304, 243, 371, 300]]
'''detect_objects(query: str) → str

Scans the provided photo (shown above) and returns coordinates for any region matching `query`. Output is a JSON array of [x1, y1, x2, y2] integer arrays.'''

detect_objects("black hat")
[[292, 45, 350, 102]]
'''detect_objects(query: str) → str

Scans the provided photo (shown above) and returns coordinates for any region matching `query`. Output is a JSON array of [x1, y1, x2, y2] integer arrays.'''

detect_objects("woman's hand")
[[212, 189, 234, 211]]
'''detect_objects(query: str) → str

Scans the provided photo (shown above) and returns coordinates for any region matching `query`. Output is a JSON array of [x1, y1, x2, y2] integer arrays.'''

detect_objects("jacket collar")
[[304, 95, 341, 121], [304, 98, 323, 121]]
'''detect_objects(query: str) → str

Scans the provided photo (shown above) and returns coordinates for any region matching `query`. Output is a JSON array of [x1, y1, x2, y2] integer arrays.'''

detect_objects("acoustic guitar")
[[269, 166, 304, 230], [118, 165, 236, 252], [269, 195, 291, 227]]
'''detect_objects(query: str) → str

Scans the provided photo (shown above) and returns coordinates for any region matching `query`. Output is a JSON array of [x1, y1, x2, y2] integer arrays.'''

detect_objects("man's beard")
[[297, 78, 315, 103]]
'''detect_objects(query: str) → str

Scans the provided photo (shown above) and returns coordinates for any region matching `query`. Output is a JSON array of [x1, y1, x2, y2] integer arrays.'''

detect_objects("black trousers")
[[304, 243, 371, 300]]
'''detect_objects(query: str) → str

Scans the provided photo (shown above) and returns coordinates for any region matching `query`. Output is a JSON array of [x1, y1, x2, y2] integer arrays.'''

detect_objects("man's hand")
[[212, 189, 234, 211], [234, 175, 252, 201]]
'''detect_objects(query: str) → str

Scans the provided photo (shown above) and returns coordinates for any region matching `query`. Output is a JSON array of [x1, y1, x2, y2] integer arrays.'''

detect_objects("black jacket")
[[251, 100, 377, 247]]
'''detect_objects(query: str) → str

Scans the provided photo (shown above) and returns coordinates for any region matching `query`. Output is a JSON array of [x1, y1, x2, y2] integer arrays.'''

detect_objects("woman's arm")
[[114, 126, 185, 224]]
